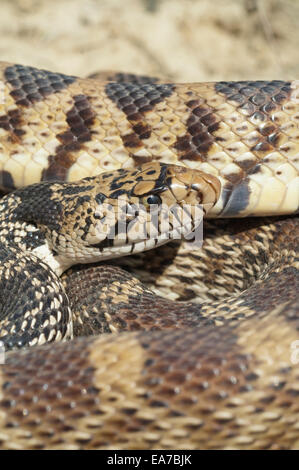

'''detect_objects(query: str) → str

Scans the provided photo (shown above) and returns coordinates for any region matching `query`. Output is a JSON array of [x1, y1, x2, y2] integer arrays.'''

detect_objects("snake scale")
[[0, 62, 298, 450]]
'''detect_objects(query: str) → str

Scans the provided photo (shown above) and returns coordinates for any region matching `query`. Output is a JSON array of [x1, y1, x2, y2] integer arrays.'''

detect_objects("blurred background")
[[0, 0, 299, 81]]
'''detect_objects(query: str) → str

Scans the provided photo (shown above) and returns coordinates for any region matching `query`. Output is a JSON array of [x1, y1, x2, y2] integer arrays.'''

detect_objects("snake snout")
[[167, 165, 221, 215]]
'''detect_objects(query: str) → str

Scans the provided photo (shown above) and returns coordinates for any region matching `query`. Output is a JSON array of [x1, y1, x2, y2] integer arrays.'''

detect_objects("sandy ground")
[[0, 0, 299, 82]]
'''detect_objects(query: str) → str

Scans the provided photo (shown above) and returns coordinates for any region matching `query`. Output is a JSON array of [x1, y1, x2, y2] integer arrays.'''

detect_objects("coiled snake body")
[[0, 63, 298, 449]]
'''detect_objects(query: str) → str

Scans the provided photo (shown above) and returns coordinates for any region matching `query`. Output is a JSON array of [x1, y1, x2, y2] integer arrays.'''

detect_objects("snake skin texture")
[[0, 62, 298, 215], [0, 63, 298, 450]]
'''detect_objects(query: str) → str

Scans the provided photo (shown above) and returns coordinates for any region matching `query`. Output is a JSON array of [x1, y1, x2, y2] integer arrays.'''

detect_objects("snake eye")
[[145, 194, 162, 205]]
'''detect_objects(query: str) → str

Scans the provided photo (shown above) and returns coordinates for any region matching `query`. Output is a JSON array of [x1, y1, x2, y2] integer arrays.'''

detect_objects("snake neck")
[[0, 185, 69, 277]]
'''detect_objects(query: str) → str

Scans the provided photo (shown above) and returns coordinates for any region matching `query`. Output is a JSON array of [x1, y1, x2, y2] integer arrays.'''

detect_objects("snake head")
[[48, 162, 220, 268]]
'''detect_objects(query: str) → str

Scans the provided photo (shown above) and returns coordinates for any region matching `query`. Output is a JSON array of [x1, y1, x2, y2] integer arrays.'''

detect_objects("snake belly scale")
[[0, 62, 298, 450]]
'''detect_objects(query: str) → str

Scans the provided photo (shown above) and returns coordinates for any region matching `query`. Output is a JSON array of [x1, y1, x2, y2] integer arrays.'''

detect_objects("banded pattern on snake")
[[0, 63, 298, 449]]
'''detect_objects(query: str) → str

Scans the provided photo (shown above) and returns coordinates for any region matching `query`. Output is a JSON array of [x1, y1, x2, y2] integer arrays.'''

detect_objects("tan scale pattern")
[[0, 62, 298, 216], [61, 216, 298, 330], [115, 215, 298, 303], [0, 303, 298, 449]]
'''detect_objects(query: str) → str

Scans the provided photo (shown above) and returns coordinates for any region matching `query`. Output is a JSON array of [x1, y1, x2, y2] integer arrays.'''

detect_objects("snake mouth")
[[90, 213, 204, 261], [86, 192, 206, 261]]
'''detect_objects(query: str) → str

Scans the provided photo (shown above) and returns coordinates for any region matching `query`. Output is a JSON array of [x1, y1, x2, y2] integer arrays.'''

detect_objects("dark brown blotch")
[[173, 100, 220, 162], [0, 170, 16, 191], [132, 122, 151, 140], [0, 337, 107, 447], [132, 155, 154, 165], [215, 80, 293, 158], [135, 326, 266, 425], [105, 82, 174, 118], [4, 63, 76, 106], [250, 141, 273, 153], [0, 108, 26, 144], [236, 159, 257, 172], [42, 94, 96, 181], [105, 82, 174, 160], [122, 132, 143, 149]]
